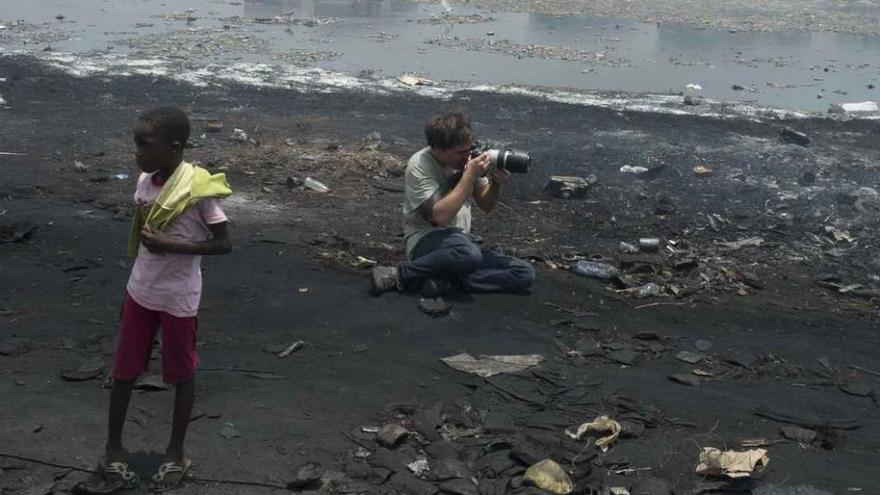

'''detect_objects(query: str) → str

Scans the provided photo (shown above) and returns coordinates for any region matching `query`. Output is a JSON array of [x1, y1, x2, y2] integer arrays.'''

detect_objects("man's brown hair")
[[424, 112, 473, 150]]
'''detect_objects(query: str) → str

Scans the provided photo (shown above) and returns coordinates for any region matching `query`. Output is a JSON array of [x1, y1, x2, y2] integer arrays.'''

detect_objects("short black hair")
[[136, 106, 191, 146], [424, 112, 473, 150]]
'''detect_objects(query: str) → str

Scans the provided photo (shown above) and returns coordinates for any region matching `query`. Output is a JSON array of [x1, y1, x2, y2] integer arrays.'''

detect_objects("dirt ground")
[[2, 56, 880, 495]]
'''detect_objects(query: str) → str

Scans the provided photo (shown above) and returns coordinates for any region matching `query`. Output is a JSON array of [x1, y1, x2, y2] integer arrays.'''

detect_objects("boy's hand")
[[140, 225, 175, 253]]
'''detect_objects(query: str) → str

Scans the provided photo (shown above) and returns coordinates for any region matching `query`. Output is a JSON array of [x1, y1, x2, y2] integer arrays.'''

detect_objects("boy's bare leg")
[[164, 379, 194, 462], [106, 379, 135, 462]]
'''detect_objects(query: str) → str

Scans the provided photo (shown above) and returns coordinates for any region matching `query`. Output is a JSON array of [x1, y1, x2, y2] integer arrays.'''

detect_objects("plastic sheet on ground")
[[695, 447, 769, 478], [565, 415, 621, 451], [440, 353, 544, 377]]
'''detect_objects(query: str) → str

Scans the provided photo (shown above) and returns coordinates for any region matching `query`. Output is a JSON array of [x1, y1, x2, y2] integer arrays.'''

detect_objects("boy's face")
[[134, 120, 180, 174]]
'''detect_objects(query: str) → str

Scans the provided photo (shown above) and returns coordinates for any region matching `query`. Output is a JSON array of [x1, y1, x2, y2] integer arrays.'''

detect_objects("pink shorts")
[[112, 293, 198, 384]]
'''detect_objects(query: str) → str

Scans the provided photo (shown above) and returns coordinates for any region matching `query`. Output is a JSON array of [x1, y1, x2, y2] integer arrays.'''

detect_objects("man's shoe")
[[371, 266, 401, 295], [420, 277, 457, 298]]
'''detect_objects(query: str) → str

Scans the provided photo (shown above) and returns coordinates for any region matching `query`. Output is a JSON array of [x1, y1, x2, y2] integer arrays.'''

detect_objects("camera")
[[470, 142, 531, 174]]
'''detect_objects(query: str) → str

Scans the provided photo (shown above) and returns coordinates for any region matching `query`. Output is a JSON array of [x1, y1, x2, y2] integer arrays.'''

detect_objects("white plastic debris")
[[829, 101, 879, 113], [0, 95, 6, 106], [407, 458, 430, 476], [114, 173, 129, 180], [619, 165, 650, 174], [686, 83, 703, 91], [232, 128, 248, 142], [303, 177, 329, 193]]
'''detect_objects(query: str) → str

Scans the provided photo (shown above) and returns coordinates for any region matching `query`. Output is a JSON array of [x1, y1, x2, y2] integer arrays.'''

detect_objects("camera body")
[[470, 141, 531, 174]]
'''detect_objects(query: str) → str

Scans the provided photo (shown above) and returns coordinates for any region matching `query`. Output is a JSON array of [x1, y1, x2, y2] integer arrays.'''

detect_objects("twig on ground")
[[190, 476, 287, 490], [0, 452, 95, 473], [0, 152, 28, 156], [849, 364, 880, 377], [635, 302, 688, 310]]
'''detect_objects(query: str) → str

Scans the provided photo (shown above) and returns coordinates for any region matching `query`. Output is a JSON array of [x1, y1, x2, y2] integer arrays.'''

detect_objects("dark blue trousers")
[[398, 228, 535, 294]]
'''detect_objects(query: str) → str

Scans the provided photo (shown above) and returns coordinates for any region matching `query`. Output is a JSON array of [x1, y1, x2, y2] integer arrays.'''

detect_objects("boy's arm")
[[140, 222, 232, 255]]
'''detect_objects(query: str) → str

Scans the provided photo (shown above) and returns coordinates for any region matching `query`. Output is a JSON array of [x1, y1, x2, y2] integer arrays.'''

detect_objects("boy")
[[82, 107, 232, 493]]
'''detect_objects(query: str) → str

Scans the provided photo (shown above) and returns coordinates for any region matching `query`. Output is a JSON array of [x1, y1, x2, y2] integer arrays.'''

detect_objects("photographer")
[[371, 112, 535, 296]]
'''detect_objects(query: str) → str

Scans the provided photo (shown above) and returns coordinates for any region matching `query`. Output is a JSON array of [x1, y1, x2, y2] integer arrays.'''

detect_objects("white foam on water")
[[12, 51, 879, 122]]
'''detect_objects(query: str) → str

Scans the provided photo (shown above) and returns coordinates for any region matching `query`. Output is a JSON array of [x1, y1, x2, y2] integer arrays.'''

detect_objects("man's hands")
[[488, 168, 511, 186], [140, 225, 177, 254], [463, 152, 492, 181]]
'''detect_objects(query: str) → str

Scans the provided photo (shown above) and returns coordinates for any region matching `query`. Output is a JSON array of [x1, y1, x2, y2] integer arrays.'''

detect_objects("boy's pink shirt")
[[126, 172, 228, 317]]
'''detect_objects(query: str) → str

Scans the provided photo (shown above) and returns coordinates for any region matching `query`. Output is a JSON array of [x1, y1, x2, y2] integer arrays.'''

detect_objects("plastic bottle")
[[304, 177, 329, 193], [570, 261, 620, 281]]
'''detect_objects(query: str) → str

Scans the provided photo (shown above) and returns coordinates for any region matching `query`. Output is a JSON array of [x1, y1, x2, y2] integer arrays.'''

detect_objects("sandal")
[[151, 459, 192, 492], [73, 462, 139, 494]]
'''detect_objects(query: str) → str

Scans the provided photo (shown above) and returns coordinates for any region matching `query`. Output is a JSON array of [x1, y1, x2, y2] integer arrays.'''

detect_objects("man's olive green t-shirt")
[[403, 148, 486, 258]]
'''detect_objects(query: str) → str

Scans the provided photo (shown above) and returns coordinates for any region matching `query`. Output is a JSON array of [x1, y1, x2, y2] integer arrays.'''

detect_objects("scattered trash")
[[732, 84, 745, 91], [619, 241, 639, 254], [114, 173, 129, 180], [287, 462, 324, 490], [419, 296, 451, 317], [718, 237, 764, 251], [686, 83, 703, 91], [351, 256, 378, 269], [277, 340, 304, 358], [545, 176, 593, 199], [523, 459, 573, 494], [829, 101, 879, 113], [780, 127, 810, 147], [377, 424, 410, 447], [610, 488, 630, 495], [74, 160, 89, 173], [0, 94, 6, 106], [218, 422, 240, 439], [620, 165, 650, 174], [439, 353, 544, 378], [565, 415, 621, 451], [638, 237, 661, 252], [676, 351, 706, 364], [407, 458, 430, 476], [398, 74, 435, 86], [304, 177, 329, 193], [633, 283, 661, 298], [232, 128, 248, 143], [570, 261, 620, 281], [695, 447, 769, 479], [286, 176, 303, 189], [693, 165, 714, 176], [204, 120, 224, 133]]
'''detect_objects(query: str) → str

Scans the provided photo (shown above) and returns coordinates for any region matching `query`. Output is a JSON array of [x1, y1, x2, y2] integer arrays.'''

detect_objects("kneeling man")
[[371, 112, 535, 296]]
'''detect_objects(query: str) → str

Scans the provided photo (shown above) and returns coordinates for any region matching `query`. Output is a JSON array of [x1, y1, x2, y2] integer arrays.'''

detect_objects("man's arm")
[[473, 169, 510, 213], [139, 222, 232, 255], [428, 153, 492, 225]]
